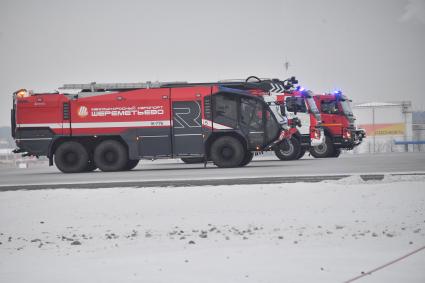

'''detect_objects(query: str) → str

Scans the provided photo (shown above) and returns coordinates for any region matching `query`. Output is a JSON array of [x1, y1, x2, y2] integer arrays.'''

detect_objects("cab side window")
[[295, 97, 307, 113], [212, 94, 237, 128], [286, 97, 307, 113], [240, 97, 264, 131]]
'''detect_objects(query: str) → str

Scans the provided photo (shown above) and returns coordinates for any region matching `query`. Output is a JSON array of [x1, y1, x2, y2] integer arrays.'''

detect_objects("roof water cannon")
[[281, 76, 298, 90]]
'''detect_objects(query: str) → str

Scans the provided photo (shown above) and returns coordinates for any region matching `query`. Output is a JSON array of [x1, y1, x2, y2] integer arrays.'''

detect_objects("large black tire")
[[94, 140, 128, 172], [54, 141, 89, 173], [296, 147, 307, 160], [210, 136, 245, 168], [181, 157, 204, 164], [274, 137, 301, 161], [239, 151, 254, 167], [124, 159, 139, 170], [310, 135, 335, 158]]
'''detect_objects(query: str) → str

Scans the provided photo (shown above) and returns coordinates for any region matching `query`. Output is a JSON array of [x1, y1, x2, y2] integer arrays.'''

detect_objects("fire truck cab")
[[311, 91, 366, 157], [272, 89, 324, 160], [11, 79, 290, 173]]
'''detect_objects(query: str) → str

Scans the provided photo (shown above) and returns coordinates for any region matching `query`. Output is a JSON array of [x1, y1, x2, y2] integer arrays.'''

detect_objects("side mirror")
[[292, 117, 302, 128]]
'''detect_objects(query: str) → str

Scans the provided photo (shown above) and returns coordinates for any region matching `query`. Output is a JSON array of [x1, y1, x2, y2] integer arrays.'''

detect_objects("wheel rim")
[[279, 140, 294, 155], [104, 150, 118, 164], [63, 151, 78, 166], [221, 146, 234, 160], [314, 142, 327, 154]]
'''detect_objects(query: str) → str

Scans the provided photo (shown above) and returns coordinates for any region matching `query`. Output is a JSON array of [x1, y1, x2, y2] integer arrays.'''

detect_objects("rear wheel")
[[239, 151, 254, 167], [181, 157, 204, 164], [94, 140, 128, 172], [310, 135, 335, 158], [54, 141, 89, 173], [274, 137, 301, 161], [210, 136, 245, 168]]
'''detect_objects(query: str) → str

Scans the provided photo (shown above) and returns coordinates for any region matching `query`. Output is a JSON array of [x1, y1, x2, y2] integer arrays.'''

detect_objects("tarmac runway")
[[0, 152, 424, 190]]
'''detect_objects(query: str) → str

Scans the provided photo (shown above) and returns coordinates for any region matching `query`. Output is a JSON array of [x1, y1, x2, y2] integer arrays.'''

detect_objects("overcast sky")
[[1, 0, 424, 126]]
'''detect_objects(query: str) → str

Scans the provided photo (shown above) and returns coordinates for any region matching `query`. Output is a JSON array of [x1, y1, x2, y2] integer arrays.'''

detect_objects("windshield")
[[340, 99, 353, 116], [306, 97, 321, 120], [321, 100, 339, 114]]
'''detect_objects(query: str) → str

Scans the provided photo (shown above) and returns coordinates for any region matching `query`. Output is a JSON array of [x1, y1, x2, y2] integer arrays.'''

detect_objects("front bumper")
[[334, 128, 366, 149]]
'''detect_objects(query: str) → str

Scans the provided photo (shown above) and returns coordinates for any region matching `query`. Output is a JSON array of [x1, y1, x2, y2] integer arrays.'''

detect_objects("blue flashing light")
[[333, 90, 343, 98]]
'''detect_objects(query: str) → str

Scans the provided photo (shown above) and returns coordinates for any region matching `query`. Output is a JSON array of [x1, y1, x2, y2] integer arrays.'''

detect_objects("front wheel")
[[54, 141, 89, 173], [310, 136, 335, 158], [94, 140, 128, 172], [274, 137, 301, 161], [210, 136, 245, 168]]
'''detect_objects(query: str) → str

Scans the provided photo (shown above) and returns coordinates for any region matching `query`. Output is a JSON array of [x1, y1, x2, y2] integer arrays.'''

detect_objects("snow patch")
[[323, 174, 365, 185], [382, 174, 425, 183], [1, 179, 424, 283]]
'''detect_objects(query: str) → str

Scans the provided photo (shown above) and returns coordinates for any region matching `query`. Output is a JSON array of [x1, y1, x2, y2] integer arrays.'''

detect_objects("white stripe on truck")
[[17, 121, 171, 129]]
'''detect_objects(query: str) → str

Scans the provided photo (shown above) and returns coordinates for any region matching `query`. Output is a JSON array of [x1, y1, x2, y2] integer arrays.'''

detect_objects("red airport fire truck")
[[310, 91, 366, 157], [11, 77, 297, 173]]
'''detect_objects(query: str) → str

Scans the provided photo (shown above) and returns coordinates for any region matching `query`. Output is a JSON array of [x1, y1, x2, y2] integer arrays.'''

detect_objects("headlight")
[[310, 128, 321, 140], [343, 128, 352, 139]]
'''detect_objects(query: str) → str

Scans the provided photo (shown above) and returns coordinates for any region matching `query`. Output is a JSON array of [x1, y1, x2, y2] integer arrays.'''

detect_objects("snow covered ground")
[[0, 175, 424, 283]]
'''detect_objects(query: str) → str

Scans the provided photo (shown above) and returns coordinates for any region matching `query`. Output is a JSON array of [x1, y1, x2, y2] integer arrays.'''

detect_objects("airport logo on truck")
[[78, 106, 89, 117], [77, 105, 165, 118]]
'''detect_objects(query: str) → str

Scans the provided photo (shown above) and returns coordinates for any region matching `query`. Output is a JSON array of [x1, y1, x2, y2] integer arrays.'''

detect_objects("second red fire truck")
[[310, 91, 366, 157]]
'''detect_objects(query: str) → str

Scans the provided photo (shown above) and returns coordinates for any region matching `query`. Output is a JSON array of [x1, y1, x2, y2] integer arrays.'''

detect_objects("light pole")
[[372, 106, 375, 153]]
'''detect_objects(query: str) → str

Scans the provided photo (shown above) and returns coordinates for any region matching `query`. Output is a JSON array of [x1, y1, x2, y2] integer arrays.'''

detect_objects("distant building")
[[352, 102, 424, 153]]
